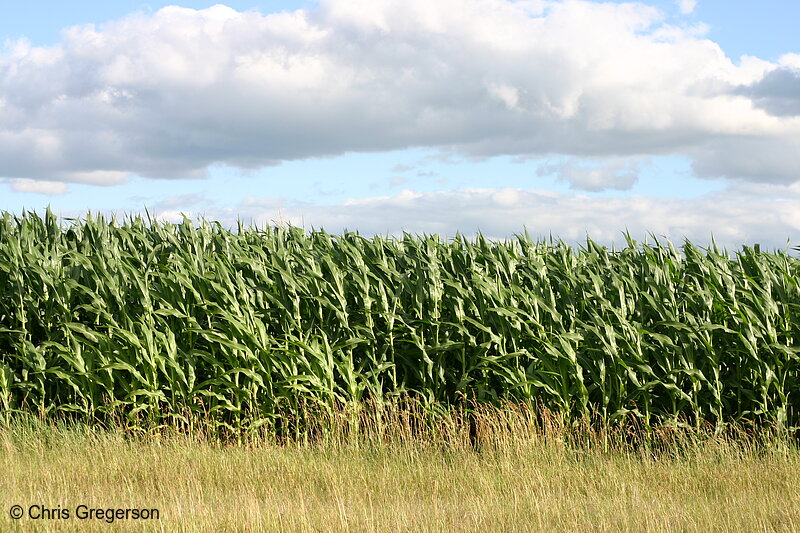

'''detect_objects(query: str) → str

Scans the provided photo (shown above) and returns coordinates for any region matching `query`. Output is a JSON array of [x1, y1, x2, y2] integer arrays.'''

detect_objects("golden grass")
[[1, 408, 799, 532]]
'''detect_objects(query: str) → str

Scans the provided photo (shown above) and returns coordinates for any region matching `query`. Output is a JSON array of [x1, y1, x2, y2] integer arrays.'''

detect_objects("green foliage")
[[1, 210, 799, 433]]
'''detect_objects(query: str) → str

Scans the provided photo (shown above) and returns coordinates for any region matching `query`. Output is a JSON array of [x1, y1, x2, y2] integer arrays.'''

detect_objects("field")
[[1, 210, 800, 531], [1, 210, 799, 430], [2, 415, 800, 532]]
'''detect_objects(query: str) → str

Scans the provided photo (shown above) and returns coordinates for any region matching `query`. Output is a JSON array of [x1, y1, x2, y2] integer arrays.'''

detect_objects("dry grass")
[[1, 408, 799, 532]]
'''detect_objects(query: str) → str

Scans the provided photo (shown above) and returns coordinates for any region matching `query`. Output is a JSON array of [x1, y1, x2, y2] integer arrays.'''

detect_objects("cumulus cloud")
[[677, 0, 697, 15], [156, 187, 796, 250], [1, 0, 799, 188], [5, 178, 69, 195], [538, 158, 640, 191], [689, 136, 800, 182], [735, 67, 800, 117]]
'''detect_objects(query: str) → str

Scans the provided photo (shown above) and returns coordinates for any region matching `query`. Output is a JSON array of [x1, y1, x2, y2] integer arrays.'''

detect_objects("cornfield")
[[1, 210, 799, 434]]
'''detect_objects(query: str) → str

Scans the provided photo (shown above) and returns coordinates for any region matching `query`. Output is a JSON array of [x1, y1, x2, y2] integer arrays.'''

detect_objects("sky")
[[1, 0, 799, 248]]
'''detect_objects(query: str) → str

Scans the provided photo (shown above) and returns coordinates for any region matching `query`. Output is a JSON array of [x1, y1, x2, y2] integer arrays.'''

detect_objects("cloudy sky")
[[1, 0, 799, 248]]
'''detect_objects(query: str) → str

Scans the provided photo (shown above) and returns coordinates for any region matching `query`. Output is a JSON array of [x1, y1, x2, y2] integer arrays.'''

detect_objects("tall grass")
[[4, 411, 799, 533], [0, 209, 798, 435]]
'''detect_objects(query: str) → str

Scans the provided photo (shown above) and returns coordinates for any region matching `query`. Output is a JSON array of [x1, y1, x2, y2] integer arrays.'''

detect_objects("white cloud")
[[0, 0, 798, 187], [492, 187, 521, 206], [487, 83, 521, 110], [677, 0, 698, 15], [538, 158, 640, 191], [6, 178, 68, 195], [142, 187, 795, 250], [156, 210, 195, 224]]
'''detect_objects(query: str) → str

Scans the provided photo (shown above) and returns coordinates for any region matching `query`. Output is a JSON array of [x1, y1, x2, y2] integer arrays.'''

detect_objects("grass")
[[2, 408, 799, 532]]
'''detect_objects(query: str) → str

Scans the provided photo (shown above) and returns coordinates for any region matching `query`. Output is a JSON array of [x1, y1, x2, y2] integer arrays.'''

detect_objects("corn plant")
[[0, 210, 798, 435]]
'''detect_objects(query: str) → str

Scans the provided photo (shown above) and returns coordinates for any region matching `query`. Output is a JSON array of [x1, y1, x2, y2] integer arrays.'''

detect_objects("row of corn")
[[0, 210, 798, 433]]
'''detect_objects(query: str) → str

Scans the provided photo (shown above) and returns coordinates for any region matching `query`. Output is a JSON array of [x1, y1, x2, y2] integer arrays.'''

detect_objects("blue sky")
[[1, 1, 799, 247]]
